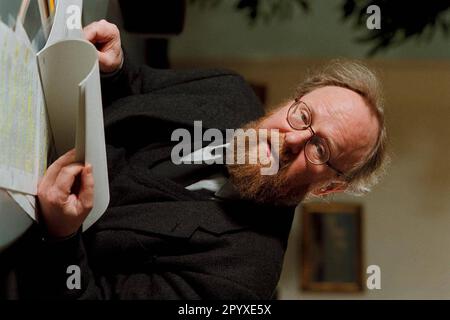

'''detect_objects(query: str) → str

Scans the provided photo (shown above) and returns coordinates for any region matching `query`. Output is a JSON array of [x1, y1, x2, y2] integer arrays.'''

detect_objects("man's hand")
[[83, 20, 123, 74], [37, 149, 94, 239]]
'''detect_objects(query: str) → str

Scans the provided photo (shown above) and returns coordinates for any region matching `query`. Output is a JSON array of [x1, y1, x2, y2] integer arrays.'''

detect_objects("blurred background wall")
[[2, 0, 449, 299], [169, 0, 450, 60]]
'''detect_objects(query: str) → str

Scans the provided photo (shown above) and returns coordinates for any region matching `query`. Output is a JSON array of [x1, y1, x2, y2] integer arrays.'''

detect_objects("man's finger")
[[98, 50, 120, 70], [83, 22, 100, 43], [78, 164, 95, 211], [83, 20, 115, 44], [54, 163, 85, 196], [39, 149, 77, 191]]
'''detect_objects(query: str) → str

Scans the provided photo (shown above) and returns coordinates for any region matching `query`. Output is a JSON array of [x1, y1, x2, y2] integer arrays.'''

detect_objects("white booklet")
[[0, 0, 110, 251]]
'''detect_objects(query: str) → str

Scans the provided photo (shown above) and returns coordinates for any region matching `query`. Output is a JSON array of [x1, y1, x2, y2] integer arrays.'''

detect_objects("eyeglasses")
[[286, 99, 347, 179]]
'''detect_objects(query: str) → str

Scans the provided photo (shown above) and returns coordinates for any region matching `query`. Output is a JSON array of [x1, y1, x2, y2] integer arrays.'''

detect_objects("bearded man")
[[0, 20, 388, 300]]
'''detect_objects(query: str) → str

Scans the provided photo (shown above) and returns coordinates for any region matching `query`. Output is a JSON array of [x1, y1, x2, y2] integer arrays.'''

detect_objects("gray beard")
[[226, 125, 307, 206]]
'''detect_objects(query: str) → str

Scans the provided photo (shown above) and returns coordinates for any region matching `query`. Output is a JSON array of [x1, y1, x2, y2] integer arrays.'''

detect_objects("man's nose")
[[284, 129, 313, 154]]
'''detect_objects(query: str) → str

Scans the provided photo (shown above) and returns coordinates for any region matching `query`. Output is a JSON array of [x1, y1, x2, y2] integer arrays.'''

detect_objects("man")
[[0, 20, 388, 299]]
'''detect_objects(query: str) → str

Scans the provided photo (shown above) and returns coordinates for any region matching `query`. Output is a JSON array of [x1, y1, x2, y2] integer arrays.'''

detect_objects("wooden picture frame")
[[301, 202, 364, 292]]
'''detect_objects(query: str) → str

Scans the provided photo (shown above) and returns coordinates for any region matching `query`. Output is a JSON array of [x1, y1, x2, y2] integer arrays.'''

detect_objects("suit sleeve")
[[17, 228, 269, 300], [100, 50, 142, 108], [16, 229, 105, 300], [100, 50, 256, 110], [100, 49, 185, 107]]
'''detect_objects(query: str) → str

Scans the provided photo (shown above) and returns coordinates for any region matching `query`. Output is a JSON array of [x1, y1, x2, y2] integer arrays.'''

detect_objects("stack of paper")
[[0, 0, 109, 251], [0, 20, 47, 250]]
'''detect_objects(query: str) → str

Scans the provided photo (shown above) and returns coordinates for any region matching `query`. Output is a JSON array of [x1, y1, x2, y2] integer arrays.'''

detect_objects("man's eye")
[[314, 141, 327, 161], [315, 143, 325, 158], [300, 110, 309, 124]]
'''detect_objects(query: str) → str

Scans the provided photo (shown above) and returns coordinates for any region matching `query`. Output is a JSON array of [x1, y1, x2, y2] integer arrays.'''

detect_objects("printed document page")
[[0, 21, 46, 196]]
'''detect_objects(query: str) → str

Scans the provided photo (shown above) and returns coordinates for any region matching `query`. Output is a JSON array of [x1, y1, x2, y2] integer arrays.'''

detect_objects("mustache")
[[229, 127, 297, 170], [225, 115, 308, 205], [263, 131, 297, 171]]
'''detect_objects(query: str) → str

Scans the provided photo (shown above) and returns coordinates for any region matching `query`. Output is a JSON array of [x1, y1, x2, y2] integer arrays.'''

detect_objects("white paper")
[[0, 190, 33, 252], [36, 0, 110, 230], [37, 38, 110, 230], [79, 60, 110, 230], [6, 189, 36, 219], [0, 0, 109, 251], [44, 0, 83, 49], [0, 21, 44, 195], [37, 39, 95, 157]]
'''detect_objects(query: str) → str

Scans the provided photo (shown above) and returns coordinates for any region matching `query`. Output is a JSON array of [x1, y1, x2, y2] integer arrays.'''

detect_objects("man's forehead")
[[301, 86, 364, 108], [301, 86, 378, 165]]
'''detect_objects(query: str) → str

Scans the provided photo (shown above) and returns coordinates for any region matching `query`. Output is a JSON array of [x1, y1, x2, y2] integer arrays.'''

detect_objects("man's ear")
[[312, 181, 348, 196]]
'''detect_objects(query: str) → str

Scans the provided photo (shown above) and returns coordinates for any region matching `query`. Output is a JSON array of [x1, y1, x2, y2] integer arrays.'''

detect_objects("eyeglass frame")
[[286, 98, 349, 180]]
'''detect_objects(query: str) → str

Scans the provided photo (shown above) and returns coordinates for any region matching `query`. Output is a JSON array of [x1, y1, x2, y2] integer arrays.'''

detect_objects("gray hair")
[[295, 59, 390, 196]]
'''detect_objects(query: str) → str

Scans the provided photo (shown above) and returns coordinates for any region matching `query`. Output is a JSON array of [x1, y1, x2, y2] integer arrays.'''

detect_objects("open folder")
[[0, 0, 109, 251]]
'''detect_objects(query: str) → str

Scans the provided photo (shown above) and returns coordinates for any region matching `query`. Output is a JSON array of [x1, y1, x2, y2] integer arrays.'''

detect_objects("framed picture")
[[301, 202, 364, 292]]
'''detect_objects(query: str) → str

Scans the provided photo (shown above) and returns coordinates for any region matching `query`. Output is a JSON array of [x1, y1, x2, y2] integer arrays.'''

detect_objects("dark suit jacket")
[[0, 54, 295, 300]]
